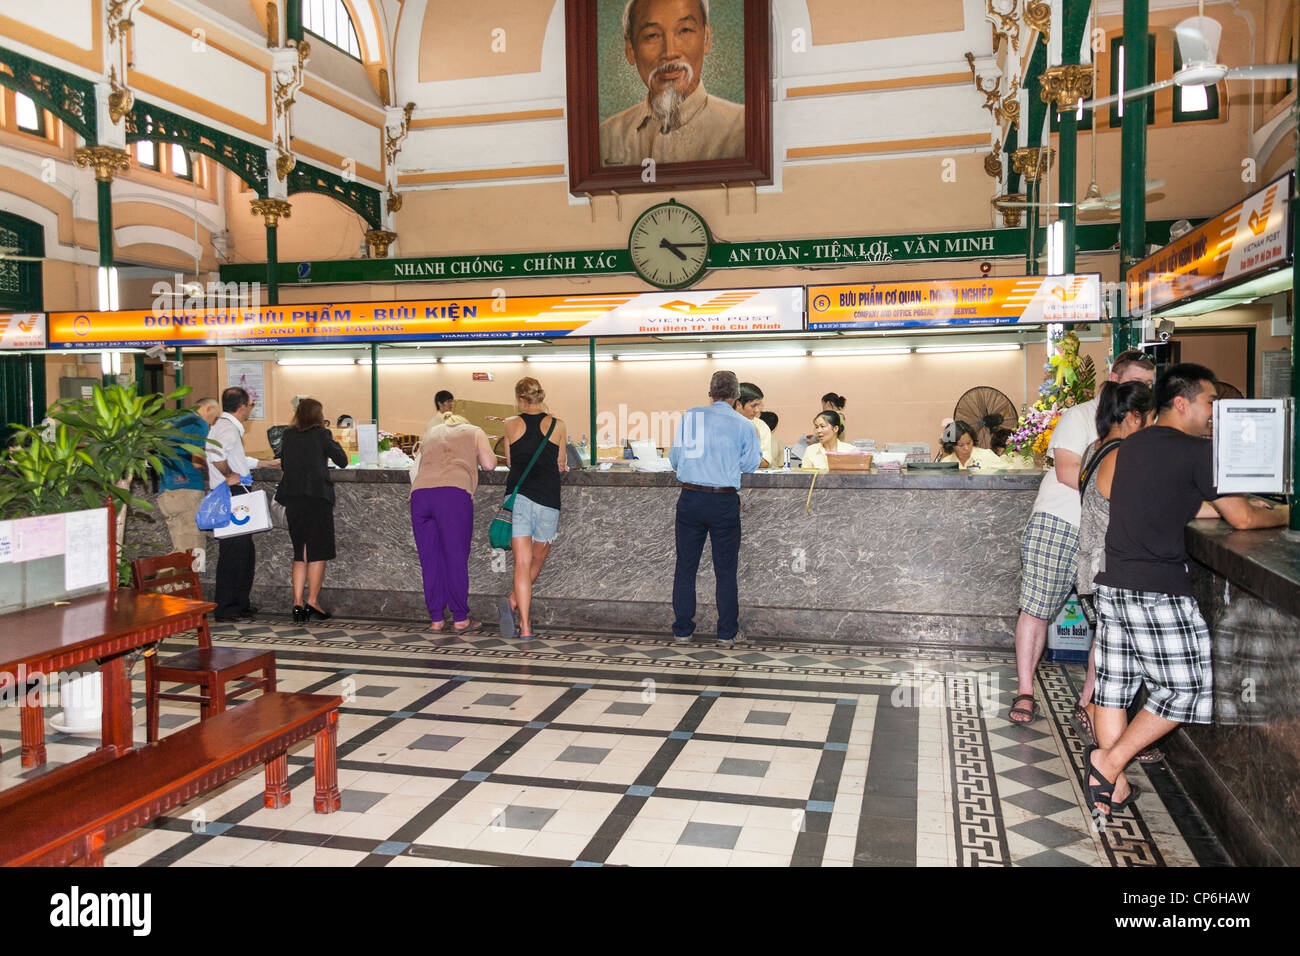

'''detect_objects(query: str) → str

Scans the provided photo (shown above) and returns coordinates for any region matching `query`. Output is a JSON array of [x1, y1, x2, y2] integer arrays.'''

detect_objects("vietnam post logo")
[[813, 294, 831, 312], [74, 314, 91, 336], [230, 503, 251, 525]]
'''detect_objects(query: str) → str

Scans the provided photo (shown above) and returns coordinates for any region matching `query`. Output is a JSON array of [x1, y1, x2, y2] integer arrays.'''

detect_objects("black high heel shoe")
[[292, 605, 306, 624], [305, 604, 332, 621]]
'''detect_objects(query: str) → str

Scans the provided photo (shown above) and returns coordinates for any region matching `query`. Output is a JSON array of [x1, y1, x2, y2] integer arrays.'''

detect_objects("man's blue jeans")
[[672, 488, 741, 641]]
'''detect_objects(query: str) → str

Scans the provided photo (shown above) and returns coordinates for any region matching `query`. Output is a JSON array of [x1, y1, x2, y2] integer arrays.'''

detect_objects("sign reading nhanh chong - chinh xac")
[[46, 288, 805, 348], [806, 275, 1102, 331]]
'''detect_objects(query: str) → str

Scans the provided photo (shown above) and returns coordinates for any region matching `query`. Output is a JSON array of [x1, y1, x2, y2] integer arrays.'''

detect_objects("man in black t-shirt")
[[1085, 364, 1289, 820]]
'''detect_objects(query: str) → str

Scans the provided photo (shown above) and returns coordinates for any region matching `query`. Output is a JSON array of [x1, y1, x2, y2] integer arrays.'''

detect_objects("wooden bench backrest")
[[0, 693, 340, 866]]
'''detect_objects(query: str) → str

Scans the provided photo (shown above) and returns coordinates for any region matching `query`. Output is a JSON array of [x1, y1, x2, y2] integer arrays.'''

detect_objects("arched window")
[[303, 0, 362, 60]]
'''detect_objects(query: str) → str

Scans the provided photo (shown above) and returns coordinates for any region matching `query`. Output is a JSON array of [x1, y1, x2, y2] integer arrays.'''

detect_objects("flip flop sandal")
[[1134, 747, 1165, 764], [1072, 703, 1096, 744], [1083, 745, 1116, 817], [1111, 784, 1143, 812], [452, 619, 481, 634], [1008, 694, 1038, 724], [497, 596, 516, 640]]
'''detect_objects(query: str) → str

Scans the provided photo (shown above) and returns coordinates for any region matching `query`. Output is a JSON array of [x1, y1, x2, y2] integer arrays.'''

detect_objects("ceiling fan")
[[0, 246, 44, 263], [1079, 1, 1295, 112]]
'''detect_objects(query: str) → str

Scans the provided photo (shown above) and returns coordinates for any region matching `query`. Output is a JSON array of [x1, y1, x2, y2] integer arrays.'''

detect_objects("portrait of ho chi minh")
[[599, 0, 746, 167]]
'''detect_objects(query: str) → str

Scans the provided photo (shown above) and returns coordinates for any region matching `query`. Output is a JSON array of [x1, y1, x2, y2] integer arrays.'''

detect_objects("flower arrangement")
[[1007, 407, 1061, 456], [377, 429, 396, 452], [1007, 329, 1096, 458]]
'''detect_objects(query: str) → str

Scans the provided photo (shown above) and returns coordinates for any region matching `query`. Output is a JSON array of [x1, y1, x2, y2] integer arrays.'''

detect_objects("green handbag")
[[489, 419, 557, 549]]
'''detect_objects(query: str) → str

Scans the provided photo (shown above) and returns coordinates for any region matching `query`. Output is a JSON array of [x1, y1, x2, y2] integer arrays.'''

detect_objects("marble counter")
[[1171, 522, 1300, 866], [126, 467, 1044, 648]]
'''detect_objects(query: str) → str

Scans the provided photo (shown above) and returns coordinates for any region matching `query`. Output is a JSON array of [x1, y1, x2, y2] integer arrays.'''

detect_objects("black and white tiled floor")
[[0, 618, 1229, 867]]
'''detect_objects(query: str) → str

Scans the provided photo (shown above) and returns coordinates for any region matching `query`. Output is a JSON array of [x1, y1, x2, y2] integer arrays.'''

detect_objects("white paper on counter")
[[64, 507, 109, 591], [0, 520, 12, 563], [356, 424, 379, 465], [1213, 399, 1291, 494]]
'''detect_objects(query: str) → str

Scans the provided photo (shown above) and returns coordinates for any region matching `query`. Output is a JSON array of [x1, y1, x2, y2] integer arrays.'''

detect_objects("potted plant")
[[0, 384, 207, 577]]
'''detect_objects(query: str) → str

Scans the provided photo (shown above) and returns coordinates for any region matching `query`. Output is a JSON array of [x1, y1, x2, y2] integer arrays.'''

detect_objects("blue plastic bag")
[[196, 482, 232, 530]]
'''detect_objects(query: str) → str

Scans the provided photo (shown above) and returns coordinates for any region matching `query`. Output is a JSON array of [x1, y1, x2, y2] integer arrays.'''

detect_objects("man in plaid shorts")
[[1085, 364, 1288, 816], [1010, 351, 1155, 723]]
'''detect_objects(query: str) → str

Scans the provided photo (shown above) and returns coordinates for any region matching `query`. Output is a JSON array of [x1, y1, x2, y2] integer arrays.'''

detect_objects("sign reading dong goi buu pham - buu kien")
[[1126, 174, 1293, 315], [806, 274, 1102, 331], [45, 288, 805, 348]]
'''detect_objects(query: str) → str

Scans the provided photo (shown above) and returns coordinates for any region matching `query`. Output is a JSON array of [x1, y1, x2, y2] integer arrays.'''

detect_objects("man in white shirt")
[[1009, 350, 1155, 723], [208, 386, 278, 622]]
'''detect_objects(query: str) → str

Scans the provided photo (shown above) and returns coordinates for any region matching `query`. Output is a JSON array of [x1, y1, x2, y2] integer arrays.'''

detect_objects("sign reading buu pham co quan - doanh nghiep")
[[805, 274, 1102, 331], [45, 288, 805, 348]]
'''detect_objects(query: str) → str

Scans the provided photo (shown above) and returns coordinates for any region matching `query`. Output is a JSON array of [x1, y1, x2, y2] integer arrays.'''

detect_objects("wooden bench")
[[0, 692, 342, 867]]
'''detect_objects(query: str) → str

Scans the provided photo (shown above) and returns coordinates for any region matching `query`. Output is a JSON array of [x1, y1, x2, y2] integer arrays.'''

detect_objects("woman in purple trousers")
[[410, 412, 498, 631]]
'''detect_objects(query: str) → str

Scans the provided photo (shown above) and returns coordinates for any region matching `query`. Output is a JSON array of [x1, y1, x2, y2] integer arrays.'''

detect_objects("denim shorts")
[[511, 493, 559, 543]]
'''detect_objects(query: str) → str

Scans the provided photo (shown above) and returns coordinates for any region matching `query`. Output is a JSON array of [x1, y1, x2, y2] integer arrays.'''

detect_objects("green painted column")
[[265, 225, 279, 307], [1025, 178, 1039, 276], [173, 346, 184, 409], [370, 342, 379, 425], [1118, 0, 1149, 355], [285, 0, 303, 44], [96, 179, 113, 273], [1291, 59, 1299, 532], [589, 337, 597, 467], [1059, 113, 1077, 274]]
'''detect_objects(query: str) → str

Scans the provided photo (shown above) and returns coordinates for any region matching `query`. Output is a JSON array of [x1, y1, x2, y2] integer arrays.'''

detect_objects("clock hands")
[[659, 237, 707, 261]]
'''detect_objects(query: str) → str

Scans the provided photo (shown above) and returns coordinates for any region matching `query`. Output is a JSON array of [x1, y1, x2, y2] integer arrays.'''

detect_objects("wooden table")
[[0, 590, 215, 768]]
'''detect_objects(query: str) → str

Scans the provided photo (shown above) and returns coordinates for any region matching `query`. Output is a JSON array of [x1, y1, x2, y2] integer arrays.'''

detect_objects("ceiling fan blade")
[[0, 254, 44, 262], [1079, 78, 1174, 111], [1225, 64, 1297, 82], [999, 201, 1074, 209], [1097, 179, 1166, 204], [1174, 15, 1221, 67]]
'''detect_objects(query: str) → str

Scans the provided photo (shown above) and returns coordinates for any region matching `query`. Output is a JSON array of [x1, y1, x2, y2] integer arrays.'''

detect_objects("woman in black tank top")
[[499, 377, 568, 641]]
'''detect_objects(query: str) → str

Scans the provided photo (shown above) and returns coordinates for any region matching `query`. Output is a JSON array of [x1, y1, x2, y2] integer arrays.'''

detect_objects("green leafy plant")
[[0, 384, 207, 521]]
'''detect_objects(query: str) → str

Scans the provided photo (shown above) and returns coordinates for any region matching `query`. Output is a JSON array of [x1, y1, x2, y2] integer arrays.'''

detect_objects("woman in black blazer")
[[274, 398, 349, 622]]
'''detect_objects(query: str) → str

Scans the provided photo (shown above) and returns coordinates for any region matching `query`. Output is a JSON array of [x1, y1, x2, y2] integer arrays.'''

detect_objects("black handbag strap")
[[506, 418, 557, 506], [1079, 439, 1123, 498]]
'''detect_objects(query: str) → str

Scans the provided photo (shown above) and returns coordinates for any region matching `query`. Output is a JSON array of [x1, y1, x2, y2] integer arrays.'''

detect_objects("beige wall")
[[233, 336, 1112, 455]]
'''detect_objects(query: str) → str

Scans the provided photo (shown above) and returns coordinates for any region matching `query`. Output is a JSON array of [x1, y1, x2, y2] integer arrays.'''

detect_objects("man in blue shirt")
[[668, 370, 761, 648], [158, 397, 220, 560]]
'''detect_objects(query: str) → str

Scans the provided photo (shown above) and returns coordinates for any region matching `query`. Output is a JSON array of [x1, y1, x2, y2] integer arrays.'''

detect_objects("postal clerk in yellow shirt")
[[939, 420, 1004, 470], [801, 411, 856, 470]]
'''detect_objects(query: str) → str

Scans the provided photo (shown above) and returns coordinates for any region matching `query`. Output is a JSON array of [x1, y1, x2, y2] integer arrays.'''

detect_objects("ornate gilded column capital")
[[250, 198, 292, 228], [1039, 64, 1094, 109], [74, 145, 131, 182], [365, 229, 397, 259], [1012, 146, 1055, 182], [992, 194, 1027, 228]]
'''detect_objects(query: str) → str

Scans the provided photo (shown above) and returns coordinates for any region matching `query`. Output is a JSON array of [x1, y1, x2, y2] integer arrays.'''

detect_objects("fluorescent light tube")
[[914, 343, 1022, 354], [810, 346, 911, 356], [439, 354, 525, 364], [615, 352, 708, 361], [708, 348, 808, 359]]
